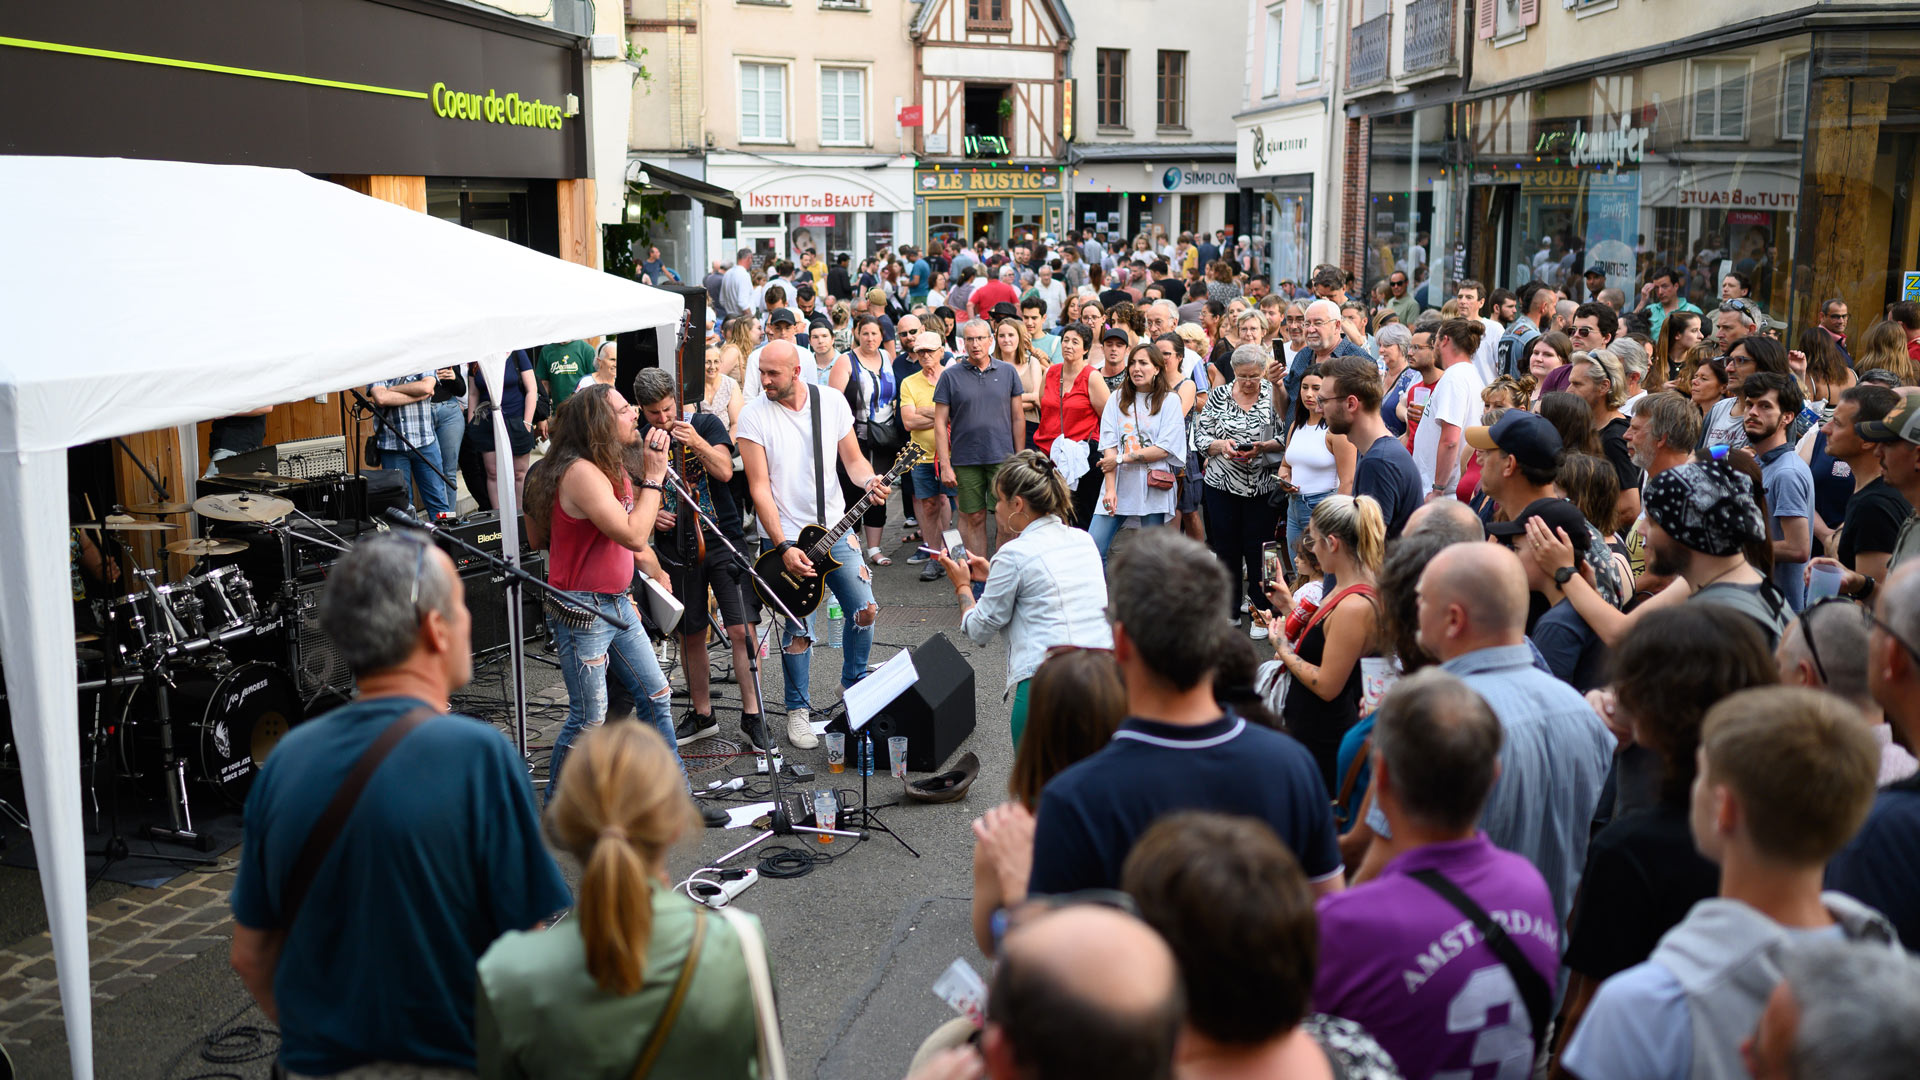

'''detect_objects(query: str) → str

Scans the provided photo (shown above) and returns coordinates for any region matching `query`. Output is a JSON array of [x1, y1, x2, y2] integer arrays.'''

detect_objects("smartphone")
[[1234, 441, 1255, 452], [942, 527, 966, 561], [1274, 477, 1300, 495], [1261, 541, 1285, 586]]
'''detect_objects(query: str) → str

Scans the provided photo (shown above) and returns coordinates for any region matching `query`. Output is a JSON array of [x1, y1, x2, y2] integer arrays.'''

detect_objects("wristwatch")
[[1553, 565, 1578, 587]]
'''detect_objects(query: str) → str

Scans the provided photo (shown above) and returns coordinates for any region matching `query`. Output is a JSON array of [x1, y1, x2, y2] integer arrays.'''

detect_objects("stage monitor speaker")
[[828, 632, 975, 773], [464, 552, 549, 655], [619, 281, 707, 407]]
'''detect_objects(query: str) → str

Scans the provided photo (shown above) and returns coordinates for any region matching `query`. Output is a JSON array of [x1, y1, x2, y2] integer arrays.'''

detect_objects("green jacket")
[[477, 887, 763, 1080]]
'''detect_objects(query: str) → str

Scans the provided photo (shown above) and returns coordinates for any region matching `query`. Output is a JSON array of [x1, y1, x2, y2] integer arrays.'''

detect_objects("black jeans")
[[1203, 485, 1279, 618]]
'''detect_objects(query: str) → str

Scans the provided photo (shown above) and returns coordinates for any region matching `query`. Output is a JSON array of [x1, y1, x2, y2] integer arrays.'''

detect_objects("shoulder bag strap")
[[1289, 583, 1379, 651], [1407, 868, 1552, 1053], [629, 905, 708, 1080], [280, 705, 437, 931], [1334, 735, 1372, 815], [811, 389, 826, 532], [718, 906, 789, 1080]]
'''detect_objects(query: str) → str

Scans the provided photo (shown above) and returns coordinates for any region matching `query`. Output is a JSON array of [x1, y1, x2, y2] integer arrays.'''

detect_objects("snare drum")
[[104, 593, 156, 658], [191, 566, 259, 637]]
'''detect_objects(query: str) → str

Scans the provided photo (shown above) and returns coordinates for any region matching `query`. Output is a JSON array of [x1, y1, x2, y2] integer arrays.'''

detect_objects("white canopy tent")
[[0, 156, 687, 1077]]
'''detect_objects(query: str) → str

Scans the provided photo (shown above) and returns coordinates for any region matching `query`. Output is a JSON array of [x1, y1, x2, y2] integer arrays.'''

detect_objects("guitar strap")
[[811, 388, 826, 555]]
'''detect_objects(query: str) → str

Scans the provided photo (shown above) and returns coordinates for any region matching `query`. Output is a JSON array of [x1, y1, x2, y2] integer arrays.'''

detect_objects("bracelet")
[[1857, 574, 1878, 600]]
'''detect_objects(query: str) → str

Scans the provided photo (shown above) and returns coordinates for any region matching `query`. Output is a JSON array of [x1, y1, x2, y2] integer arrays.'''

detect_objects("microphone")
[[382, 507, 434, 531]]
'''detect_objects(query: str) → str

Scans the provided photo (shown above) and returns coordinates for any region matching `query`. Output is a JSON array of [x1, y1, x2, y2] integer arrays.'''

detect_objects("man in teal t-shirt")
[[536, 340, 594, 408]]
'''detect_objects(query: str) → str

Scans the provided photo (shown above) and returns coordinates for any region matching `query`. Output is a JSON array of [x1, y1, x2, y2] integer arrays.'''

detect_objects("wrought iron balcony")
[[1347, 13, 1391, 91], [1403, 0, 1456, 75]]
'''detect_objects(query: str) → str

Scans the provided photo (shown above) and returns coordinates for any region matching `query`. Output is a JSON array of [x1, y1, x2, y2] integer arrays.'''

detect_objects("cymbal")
[[75, 520, 178, 532], [123, 501, 192, 516], [75, 632, 99, 644], [165, 538, 249, 557], [193, 492, 294, 523], [231, 470, 304, 485]]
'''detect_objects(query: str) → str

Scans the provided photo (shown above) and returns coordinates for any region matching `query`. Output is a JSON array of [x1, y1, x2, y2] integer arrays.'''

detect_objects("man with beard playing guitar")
[[737, 338, 891, 749]]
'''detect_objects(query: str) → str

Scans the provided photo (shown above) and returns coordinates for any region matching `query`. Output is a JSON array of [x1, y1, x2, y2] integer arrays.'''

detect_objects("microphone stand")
[[347, 386, 459, 497], [652, 468, 865, 859], [382, 508, 629, 758]]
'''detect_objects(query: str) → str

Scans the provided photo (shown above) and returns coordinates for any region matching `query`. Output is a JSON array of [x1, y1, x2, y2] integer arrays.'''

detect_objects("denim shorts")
[[911, 461, 957, 497]]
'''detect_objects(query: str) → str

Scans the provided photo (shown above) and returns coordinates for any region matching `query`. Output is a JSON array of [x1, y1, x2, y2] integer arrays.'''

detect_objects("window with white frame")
[[1265, 7, 1284, 96], [740, 61, 787, 142], [1692, 59, 1749, 140], [1780, 53, 1809, 140], [1298, 0, 1324, 84], [820, 67, 865, 145]]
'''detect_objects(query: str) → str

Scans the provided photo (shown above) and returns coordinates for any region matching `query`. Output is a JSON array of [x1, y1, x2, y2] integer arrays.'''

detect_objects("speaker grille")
[[292, 583, 353, 701]]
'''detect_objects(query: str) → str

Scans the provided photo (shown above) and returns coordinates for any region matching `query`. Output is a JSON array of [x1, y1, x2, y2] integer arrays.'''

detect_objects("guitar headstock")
[[894, 442, 931, 476]]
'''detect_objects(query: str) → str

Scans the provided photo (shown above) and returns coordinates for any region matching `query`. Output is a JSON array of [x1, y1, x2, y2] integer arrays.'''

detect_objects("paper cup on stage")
[[1807, 562, 1846, 602], [825, 732, 847, 773], [888, 736, 908, 779], [813, 789, 838, 841]]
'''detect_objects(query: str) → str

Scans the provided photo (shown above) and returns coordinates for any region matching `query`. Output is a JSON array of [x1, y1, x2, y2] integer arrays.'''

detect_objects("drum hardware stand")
[[382, 509, 625, 759], [652, 471, 866, 864]]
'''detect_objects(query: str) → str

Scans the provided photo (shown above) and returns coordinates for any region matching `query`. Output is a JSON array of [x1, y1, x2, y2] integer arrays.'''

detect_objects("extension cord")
[[684, 867, 757, 909]]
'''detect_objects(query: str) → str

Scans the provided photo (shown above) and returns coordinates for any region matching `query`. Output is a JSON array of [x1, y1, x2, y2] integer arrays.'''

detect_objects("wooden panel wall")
[[1794, 81, 1890, 346], [558, 178, 598, 269]]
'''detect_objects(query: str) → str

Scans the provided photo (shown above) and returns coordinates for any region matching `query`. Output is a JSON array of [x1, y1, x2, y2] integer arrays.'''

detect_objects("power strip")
[[678, 866, 758, 908]]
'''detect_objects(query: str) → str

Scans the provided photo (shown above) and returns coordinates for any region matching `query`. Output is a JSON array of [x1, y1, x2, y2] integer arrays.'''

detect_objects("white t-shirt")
[[1471, 317, 1504, 383], [735, 384, 855, 541], [1411, 361, 1488, 493]]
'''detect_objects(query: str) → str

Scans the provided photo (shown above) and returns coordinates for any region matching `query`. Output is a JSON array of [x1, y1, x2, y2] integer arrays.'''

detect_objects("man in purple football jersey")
[[1313, 668, 1561, 1079]]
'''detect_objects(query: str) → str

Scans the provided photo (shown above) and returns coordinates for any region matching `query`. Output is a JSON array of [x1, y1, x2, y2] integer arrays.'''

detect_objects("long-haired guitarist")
[[737, 338, 890, 748]]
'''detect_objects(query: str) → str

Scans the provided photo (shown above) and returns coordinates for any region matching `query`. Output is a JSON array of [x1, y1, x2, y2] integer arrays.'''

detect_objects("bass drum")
[[118, 662, 304, 807]]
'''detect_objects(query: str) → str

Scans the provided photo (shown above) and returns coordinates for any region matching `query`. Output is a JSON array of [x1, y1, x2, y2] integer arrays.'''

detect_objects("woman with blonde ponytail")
[[1254, 493, 1385, 789], [932, 450, 1114, 745], [477, 724, 762, 1079]]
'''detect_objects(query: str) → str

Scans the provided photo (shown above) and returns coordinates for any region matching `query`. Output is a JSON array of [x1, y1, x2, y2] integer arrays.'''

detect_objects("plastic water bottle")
[[860, 733, 875, 777], [828, 601, 844, 648]]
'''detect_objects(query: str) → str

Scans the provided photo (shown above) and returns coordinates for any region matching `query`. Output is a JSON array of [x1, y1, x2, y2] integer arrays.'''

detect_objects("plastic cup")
[[813, 789, 838, 842], [888, 736, 909, 780], [825, 732, 846, 773], [1807, 562, 1846, 602]]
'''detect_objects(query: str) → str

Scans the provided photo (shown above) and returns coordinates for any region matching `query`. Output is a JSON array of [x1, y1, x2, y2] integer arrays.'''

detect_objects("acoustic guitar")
[[753, 443, 928, 618]]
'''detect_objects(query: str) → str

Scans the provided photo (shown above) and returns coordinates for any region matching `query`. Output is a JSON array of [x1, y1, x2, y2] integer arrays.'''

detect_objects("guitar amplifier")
[[435, 512, 532, 571], [464, 552, 549, 654]]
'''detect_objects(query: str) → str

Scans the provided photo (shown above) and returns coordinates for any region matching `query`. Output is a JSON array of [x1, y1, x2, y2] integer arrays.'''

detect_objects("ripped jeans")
[[777, 534, 877, 712], [547, 591, 681, 798]]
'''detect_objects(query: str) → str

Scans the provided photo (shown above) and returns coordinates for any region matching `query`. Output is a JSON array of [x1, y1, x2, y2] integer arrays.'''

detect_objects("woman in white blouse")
[[933, 451, 1112, 745], [1090, 344, 1187, 558]]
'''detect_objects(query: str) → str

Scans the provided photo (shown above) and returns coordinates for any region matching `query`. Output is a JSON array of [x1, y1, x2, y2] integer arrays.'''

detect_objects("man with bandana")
[[1643, 459, 1792, 647]]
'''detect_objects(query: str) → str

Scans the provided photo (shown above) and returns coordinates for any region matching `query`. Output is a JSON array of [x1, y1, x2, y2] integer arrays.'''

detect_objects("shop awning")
[[626, 159, 739, 221], [1067, 142, 1236, 165]]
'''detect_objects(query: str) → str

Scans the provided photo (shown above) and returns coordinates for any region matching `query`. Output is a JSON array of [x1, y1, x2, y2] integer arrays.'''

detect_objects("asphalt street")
[[0, 523, 1014, 1079]]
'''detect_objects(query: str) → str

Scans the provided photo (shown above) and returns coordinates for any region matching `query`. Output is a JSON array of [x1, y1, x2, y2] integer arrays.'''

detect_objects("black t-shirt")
[[1152, 277, 1186, 304], [1354, 436, 1426, 539], [1564, 803, 1720, 980], [1839, 476, 1913, 570], [209, 414, 267, 454], [1099, 288, 1132, 309], [668, 411, 744, 541], [1599, 416, 1642, 492]]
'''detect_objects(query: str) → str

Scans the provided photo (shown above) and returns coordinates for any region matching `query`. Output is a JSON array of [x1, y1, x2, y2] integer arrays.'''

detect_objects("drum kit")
[[13, 489, 321, 848]]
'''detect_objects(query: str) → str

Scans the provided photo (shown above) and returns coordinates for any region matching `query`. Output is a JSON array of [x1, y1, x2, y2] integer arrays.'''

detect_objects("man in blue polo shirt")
[[934, 317, 1025, 559], [230, 536, 569, 1076], [1028, 529, 1344, 897]]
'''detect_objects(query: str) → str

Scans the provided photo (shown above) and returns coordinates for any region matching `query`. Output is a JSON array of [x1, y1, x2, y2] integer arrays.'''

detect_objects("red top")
[[548, 473, 637, 595], [1034, 363, 1099, 454]]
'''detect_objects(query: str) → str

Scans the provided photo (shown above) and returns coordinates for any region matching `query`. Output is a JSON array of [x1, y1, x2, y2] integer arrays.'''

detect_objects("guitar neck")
[[806, 451, 921, 557]]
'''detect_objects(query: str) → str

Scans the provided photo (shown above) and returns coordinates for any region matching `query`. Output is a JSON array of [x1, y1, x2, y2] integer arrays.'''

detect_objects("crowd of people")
[[226, 226, 1920, 1079]]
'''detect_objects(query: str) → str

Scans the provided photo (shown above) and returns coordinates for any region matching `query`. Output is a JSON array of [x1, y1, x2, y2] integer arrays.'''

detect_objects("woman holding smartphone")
[[1089, 344, 1185, 558]]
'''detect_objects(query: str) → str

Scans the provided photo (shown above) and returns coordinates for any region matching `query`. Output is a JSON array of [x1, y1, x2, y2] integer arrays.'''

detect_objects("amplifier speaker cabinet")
[[464, 552, 549, 655], [619, 281, 707, 406], [824, 632, 975, 773]]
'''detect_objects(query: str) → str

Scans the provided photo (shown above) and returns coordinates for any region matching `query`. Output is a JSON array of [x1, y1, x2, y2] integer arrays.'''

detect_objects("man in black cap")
[[1494, 499, 1608, 691], [989, 301, 1020, 325], [1811, 390, 1920, 600], [745, 307, 801, 395], [1642, 459, 1791, 646], [1466, 410, 1629, 608]]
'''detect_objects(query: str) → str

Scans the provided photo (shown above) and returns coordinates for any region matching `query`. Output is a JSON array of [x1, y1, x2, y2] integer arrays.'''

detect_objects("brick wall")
[[1340, 114, 1370, 283]]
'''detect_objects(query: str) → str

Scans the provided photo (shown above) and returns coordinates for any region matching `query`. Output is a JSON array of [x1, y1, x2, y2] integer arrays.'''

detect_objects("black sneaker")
[[700, 801, 730, 829], [675, 710, 719, 746], [740, 713, 772, 753], [919, 561, 943, 582]]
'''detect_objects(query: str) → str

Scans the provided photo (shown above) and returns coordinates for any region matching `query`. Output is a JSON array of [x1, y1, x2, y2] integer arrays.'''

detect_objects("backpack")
[[1497, 322, 1541, 379]]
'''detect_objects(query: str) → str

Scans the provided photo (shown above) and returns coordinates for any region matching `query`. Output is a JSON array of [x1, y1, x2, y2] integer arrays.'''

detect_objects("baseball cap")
[[1858, 394, 1920, 444], [766, 308, 798, 326], [1101, 327, 1130, 344], [1465, 411, 1563, 472], [912, 331, 944, 353], [1486, 497, 1590, 562]]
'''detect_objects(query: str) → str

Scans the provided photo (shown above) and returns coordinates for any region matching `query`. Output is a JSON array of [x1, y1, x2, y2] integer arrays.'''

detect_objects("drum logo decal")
[[213, 721, 231, 760]]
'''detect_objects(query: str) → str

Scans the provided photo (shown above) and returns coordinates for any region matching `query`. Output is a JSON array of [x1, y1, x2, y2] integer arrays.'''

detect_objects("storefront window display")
[[1256, 185, 1312, 286], [1365, 105, 1456, 310], [1462, 35, 1811, 316]]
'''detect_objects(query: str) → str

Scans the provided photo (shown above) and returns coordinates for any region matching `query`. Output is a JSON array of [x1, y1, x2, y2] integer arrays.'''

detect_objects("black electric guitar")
[[754, 443, 928, 618]]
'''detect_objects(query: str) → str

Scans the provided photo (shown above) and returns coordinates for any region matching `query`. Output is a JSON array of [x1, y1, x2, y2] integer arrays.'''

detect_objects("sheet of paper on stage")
[[843, 648, 918, 731], [726, 802, 777, 829]]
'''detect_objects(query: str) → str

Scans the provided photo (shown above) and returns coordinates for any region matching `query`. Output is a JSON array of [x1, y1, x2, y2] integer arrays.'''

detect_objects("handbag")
[[849, 360, 907, 452], [718, 906, 789, 1080], [1146, 469, 1176, 490]]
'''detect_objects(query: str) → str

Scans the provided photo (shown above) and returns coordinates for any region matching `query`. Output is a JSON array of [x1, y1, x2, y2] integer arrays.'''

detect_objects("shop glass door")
[[970, 207, 1005, 246]]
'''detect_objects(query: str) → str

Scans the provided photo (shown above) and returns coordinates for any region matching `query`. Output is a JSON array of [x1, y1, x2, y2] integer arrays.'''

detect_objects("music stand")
[[843, 728, 920, 857]]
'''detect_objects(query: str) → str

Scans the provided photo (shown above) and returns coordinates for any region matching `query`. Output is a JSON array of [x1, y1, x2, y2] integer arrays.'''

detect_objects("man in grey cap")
[[1642, 459, 1791, 646], [1851, 393, 1920, 579]]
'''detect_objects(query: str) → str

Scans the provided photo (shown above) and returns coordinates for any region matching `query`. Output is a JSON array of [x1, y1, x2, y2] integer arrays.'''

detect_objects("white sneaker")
[[1249, 623, 1269, 640], [786, 708, 820, 749]]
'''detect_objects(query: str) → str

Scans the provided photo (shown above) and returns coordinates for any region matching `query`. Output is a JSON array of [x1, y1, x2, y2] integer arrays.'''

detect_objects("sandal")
[[868, 546, 893, 567]]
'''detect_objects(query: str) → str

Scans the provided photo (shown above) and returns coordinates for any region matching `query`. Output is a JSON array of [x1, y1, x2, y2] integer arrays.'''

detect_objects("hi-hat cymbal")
[[75, 520, 178, 532], [123, 501, 192, 516], [165, 538, 249, 557], [193, 492, 294, 523], [75, 632, 99, 644], [231, 470, 303, 485]]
